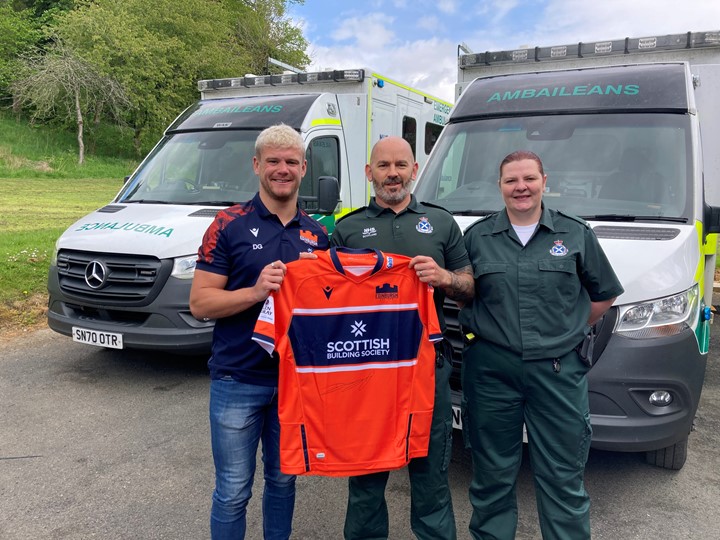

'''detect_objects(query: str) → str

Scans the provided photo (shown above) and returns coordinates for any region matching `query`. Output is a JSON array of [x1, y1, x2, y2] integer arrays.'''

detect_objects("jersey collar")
[[366, 194, 423, 218], [329, 247, 385, 277], [252, 192, 303, 225]]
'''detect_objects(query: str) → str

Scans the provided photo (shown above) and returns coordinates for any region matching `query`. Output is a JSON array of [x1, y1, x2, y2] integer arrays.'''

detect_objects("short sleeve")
[[444, 219, 471, 272], [579, 227, 624, 301]]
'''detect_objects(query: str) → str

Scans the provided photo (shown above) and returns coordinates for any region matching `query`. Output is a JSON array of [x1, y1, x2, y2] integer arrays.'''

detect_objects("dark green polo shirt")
[[459, 205, 624, 360], [331, 195, 470, 331]]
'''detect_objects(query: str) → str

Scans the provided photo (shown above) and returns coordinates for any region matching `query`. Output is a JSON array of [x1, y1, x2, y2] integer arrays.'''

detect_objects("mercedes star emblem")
[[85, 260, 107, 289]]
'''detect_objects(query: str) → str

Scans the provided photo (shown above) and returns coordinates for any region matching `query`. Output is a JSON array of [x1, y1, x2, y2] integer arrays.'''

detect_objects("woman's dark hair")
[[499, 150, 544, 178]]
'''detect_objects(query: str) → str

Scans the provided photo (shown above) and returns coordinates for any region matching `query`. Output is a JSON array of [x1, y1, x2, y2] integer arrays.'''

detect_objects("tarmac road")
[[1, 319, 719, 539]]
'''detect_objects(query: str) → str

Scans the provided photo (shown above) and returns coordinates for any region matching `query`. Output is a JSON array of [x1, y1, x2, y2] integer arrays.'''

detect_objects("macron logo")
[[250, 228, 259, 237]]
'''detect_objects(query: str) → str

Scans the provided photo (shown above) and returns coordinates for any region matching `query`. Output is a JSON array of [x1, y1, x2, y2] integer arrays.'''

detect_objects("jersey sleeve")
[[444, 218, 472, 272], [422, 282, 443, 343], [252, 295, 277, 356], [196, 209, 232, 275]]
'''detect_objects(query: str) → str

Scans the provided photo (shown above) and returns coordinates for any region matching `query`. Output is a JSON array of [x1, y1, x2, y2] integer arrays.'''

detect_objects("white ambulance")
[[414, 30, 720, 469], [47, 68, 452, 354]]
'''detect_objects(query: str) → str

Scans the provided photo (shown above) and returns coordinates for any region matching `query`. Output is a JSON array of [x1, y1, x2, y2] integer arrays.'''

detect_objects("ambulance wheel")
[[645, 436, 688, 470]]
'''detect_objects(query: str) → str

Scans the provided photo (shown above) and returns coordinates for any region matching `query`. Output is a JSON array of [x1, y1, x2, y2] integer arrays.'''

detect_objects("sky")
[[289, 0, 720, 102]]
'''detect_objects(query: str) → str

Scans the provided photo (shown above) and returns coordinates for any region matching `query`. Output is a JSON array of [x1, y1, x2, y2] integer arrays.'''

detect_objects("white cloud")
[[307, 36, 457, 102], [475, 0, 520, 25], [300, 0, 720, 104], [331, 14, 396, 50], [469, 0, 720, 52], [417, 15, 441, 32], [437, 0, 458, 14]]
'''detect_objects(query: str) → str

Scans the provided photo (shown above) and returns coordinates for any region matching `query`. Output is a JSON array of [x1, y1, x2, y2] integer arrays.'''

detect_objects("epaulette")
[[419, 201, 453, 215], [462, 212, 497, 234], [335, 206, 368, 224], [556, 209, 590, 229]]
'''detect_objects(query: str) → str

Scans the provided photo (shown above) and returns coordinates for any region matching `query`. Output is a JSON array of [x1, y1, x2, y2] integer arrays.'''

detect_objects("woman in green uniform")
[[460, 150, 624, 540]]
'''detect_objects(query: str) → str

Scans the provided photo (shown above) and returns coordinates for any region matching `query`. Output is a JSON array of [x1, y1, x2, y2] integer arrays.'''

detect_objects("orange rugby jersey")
[[252, 247, 441, 477]]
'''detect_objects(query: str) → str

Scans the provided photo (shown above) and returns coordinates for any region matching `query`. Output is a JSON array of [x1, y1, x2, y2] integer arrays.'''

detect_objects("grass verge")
[[0, 177, 127, 337]]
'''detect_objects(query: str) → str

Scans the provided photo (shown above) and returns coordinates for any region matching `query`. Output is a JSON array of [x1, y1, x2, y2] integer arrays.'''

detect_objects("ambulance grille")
[[55, 250, 171, 305], [442, 298, 464, 393], [189, 208, 222, 218], [97, 205, 126, 213], [593, 226, 680, 240]]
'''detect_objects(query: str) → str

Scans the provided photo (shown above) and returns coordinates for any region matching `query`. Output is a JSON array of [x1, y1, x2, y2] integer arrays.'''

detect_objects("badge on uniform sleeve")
[[416, 217, 433, 234], [550, 240, 568, 256]]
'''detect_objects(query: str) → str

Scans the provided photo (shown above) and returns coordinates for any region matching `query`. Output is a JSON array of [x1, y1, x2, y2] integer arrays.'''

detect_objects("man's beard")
[[374, 178, 411, 205]]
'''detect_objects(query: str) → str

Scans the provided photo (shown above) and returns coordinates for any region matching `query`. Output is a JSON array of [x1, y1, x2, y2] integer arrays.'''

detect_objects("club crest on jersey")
[[362, 227, 377, 238], [299, 229, 319, 247], [550, 240, 569, 257], [376, 283, 399, 300], [386, 256, 393, 268], [416, 217, 433, 234]]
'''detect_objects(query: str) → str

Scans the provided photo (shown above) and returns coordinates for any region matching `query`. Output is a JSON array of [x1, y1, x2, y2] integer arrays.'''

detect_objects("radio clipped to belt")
[[434, 338, 453, 368], [575, 326, 595, 368]]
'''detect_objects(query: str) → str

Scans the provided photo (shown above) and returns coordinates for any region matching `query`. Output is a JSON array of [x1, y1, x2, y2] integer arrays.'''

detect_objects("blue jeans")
[[209, 377, 296, 539]]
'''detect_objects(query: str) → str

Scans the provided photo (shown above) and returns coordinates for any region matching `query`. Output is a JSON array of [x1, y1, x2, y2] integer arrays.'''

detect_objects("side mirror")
[[123, 175, 131, 184], [705, 204, 720, 235], [299, 176, 341, 215], [317, 176, 341, 215]]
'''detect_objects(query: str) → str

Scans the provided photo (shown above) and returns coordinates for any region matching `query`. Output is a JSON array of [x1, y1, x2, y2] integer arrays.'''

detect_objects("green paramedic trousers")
[[344, 349, 457, 540], [461, 340, 592, 540]]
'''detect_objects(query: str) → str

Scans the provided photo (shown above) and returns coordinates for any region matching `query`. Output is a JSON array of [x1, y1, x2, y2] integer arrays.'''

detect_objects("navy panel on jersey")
[[288, 310, 423, 369]]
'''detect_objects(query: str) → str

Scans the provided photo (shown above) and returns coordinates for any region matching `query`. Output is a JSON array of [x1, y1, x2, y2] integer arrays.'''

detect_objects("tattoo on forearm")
[[444, 265, 474, 301]]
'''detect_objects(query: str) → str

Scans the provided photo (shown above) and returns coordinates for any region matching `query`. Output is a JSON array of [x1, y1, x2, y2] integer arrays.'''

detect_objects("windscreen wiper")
[[581, 214, 688, 223], [452, 210, 495, 216], [123, 199, 173, 204], [198, 201, 241, 207]]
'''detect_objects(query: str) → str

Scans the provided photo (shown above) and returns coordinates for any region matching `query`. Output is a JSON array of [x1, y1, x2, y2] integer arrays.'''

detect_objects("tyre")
[[645, 436, 688, 470]]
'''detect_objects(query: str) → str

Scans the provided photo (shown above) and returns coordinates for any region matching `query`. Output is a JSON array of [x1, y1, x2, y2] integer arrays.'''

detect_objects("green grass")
[[0, 112, 140, 330], [0, 110, 139, 179], [0, 177, 124, 306]]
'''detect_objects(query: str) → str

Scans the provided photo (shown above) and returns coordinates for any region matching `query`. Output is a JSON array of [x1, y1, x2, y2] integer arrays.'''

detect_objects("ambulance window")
[[302, 136, 340, 201], [425, 122, 443, 155], [402, 116, 417, 157]]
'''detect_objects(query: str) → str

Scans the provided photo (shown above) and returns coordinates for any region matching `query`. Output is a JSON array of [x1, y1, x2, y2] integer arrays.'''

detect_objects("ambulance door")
[[371, 100, 396, 147], [398, 96, 423, 167]]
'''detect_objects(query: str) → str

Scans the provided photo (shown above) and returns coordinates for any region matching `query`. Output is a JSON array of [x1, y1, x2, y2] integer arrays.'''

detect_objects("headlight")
[[616, 285, 699, 338], [171, 255, 197, 279], [50, 241, 59, 266]]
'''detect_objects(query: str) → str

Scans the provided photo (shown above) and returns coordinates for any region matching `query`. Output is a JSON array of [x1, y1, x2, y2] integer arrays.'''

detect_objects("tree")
[[11, 41, 129, 164], [228, 0, 309, 74], [55, 0, 251, 154], [9, 0, 310, 156], [0, 3, 41, 102]]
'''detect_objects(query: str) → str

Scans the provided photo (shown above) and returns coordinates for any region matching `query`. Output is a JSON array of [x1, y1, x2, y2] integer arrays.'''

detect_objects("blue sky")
[[289, 0, 720, 102]]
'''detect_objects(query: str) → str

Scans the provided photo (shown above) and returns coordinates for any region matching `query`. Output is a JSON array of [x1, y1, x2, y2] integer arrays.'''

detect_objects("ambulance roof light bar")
[[198, 69, 366, 92], [458, 30, 720, 69]]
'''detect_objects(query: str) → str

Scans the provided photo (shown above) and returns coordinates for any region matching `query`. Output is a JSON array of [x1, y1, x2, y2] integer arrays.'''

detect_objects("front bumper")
[[587, 327, 706, 452], [47, 267, 213, 354], [447, 321, 706, 453]]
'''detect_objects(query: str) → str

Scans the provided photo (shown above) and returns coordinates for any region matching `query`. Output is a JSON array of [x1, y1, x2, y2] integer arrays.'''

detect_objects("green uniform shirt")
[[459, 205, 624, 360], [331, 195, 470, 331]]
